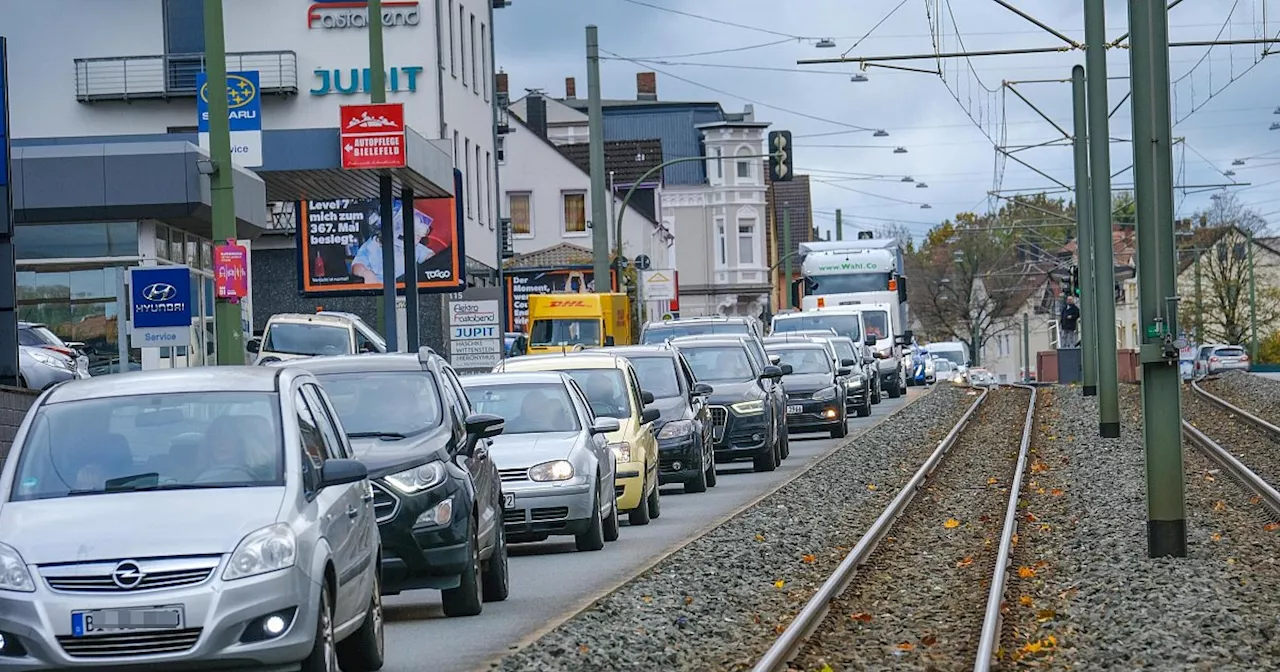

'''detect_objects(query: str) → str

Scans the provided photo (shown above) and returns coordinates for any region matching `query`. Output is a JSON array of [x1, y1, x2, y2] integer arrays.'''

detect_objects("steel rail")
[[1185, 381, 1280, 515], [751, 387, 992, 672], [973, 384, 1038, 671]]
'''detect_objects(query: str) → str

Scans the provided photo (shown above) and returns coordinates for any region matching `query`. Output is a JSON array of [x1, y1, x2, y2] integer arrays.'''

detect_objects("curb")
[[474, 385, 937, 671]]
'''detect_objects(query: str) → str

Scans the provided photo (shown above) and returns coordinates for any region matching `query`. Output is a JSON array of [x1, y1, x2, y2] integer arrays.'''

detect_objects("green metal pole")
[[1085, 0, 1121, 437], [202, 0, 243, 365], [366, 0, 398, 349], [1129, 0, 1186, 558], [835, 208, 843, 241], [783, 208, 793, 310], [1194, 252, 1202, 342], [1072, 65, 1099, 396], [1250, 229, 1258, 359]]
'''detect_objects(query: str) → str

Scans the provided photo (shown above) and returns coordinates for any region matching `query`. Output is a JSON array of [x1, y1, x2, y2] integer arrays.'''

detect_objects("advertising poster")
[[505, 268, 617, 334], [298, 196, 463, 295]]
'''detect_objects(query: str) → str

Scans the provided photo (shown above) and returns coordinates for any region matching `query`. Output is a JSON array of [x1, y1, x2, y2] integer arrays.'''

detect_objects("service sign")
[[340, 103, 406, 170], [129, 266, 193, 348]]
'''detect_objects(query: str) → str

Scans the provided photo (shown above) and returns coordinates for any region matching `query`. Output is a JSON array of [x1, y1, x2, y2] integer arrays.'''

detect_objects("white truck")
[[797, 238, 913, 398]]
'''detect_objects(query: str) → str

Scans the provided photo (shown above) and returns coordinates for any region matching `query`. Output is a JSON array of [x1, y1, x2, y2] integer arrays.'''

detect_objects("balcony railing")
[[74, 51, 298, 102]]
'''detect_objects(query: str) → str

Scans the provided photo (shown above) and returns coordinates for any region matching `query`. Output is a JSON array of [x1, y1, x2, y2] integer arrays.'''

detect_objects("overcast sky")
[[494, 0, 1280, 243]]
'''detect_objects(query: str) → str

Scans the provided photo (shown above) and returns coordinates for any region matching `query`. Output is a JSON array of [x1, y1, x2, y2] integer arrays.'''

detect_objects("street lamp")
[[1269, 121, 1280, 130], [894, 146, 908, 154], [916, 182, 929, 188], [815, 38, 836, 48], [901, 176, 914, 183], [920, 203, 932, 209], [851, 73, 869, 83], [873, 129, 889, 137], [1232, 158, 1246, 166]]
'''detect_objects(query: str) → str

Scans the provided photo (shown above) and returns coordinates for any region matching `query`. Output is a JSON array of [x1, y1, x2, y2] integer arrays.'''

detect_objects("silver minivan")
[[0, 367, 384, 671]]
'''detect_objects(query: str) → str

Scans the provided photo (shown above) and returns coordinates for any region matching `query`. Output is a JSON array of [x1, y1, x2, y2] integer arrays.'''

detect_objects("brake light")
[[42, 345, 76, 358], [1242, 354, 1250, 361], [1210, 356, 1220, 363]]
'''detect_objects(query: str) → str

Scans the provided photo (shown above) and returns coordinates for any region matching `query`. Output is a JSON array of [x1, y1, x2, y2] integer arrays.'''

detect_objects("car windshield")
[[863, 311, 891, 340], [557, 368, 633, 419], [23, 325, 64, 347], [934, 350, 965, 366], [11, 392, 283, 502], [936, 360, 955, 371], [771, 347, 832, 375], [642, 322, 748, 343], [263, 323, 350, 357], [831, 340, 858, 363], [316, 371, 442, 437], [464, 382, 580, 434], [805, 272, 892, 294], [627, 356, 682, 398], [530, 319, 601, 347], [773, 314, 862, 341], [682, 346, 755, 382]]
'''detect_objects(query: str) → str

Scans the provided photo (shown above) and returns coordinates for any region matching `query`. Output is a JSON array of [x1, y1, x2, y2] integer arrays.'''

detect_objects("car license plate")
[[787, 405, 804, 415], [72, 605, 184, 637], [503, 492, 515, 509]]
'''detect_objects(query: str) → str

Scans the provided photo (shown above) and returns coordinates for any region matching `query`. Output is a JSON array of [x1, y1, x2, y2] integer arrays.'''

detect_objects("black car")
[[611, 344, 717, 493], [766, 342, 851, 438], [676, 338, 786, 473], [284, 349, 509, 617], [639, 315, 763, 343], [828, 336, 874, 418]]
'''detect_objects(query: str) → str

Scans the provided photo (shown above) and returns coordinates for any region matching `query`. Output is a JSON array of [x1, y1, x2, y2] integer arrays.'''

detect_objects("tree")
[[1188, 227, 1280, 346], [1200, 192, 1267, 233]]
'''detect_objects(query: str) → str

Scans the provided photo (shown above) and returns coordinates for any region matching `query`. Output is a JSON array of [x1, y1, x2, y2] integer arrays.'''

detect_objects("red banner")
[[340, 103, 406, 170], [214, 241, 249, 301]]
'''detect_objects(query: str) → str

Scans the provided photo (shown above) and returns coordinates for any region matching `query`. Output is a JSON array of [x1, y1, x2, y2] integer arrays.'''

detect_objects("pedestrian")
[[1060, 295, 1081, 348]]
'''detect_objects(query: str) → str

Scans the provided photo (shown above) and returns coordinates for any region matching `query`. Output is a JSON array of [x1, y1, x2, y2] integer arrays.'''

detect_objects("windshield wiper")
[[348, 431, 409, 441]]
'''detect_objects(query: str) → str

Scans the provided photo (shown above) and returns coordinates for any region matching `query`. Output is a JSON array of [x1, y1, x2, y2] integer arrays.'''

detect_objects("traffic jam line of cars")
[[0, 314, 915, 670]]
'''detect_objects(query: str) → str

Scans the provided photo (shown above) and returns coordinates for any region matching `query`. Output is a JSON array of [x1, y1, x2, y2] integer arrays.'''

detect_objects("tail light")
[[1242, 354, 1251, 361], [42, 345, 77, 358], [1209, 356, 1220, 363]]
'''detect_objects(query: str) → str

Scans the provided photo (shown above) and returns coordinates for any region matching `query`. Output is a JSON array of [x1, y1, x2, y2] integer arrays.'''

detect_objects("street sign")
[[340, 103, 407, 170], [634, 254, 651, 271], [448, 299, 501, 370], [214, 241, 249, 302], [643, 270, 676, 301], [197, 71, 262, 168], [129, 266, 193, 348]]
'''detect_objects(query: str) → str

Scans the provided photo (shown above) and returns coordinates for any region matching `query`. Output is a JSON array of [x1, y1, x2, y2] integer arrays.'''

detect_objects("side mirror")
[[691, 381, 714, 396], [604, 335, 616, 346], [841, 358, 856, 367], [641, 390, 656, 405], [246, 338, 261, 354], [361, 341, 380, 353], [462, 413, 505, 457], [320, 458, 368, 488], [760, 364, 784, 380], [864, 335, 878, 347], [838, 367, 853, 376], [641, 407, 661, 424], [864, 356, 876, 366], [768, 353, 781, 365], [591, 417, 621, 434], [781, 364, 794, 375]]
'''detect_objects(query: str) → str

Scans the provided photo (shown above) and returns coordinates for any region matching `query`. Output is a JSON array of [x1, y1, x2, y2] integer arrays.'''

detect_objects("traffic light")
[[768, 130, 793, 182], [1070, 265, 1080, 297]]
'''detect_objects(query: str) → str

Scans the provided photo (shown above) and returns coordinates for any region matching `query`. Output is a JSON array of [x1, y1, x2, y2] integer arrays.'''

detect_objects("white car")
[[247, 311, 386, 365]]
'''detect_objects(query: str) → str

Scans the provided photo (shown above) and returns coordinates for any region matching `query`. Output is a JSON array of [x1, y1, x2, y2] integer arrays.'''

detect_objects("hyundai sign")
[[130, 266, 193, 348]]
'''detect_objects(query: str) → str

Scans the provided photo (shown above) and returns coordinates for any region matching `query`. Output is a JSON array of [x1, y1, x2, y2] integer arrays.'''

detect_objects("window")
[[315, 371, 443, 436], [15, 222, 138, 260], [738, 218, 757, 266], [628, 356, 681, 398], [715, 217, 727, 267], [476, 144, 484, 224], [555, 368, 633, 419], [302, 385, 348, 459], [470, 14, 478, 94], [453, 131, 460, 168], [459, 5, 468, 86], [563, 192, 587, 234], [682, 346, 755, 382], [497, 136, 506, 164], [465, 382, 581, 434], [714, 147, 723, 179], [481, 23, 489, 101], [448, 0, 457, 76], [509, 192, 532, 236], [486, 151, 493, 229], [163, 0, 204, 92], [736, 147, 753, 181], [441, 367, 472, 414], [465, 138, 473, 219]]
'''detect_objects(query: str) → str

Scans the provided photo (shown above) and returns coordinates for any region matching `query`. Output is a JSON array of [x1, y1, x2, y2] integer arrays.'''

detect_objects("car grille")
[[503, 509, 527, 525], [499, 468, 529, 483], [371, 482, 399, 524], [709, 406, 728, 427], [787, 391, 812, 401], [58, 628, 202, 658], [530, 507, 569, 521], [42, 557, 220, 594]]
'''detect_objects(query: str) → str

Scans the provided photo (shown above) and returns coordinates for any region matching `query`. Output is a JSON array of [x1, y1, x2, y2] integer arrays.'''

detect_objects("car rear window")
[[642, 322, 749, 343], [682, 346, 755, 382], [1215, 347, 1246, 357], [626, 356, 682, 399], [317, 371, 443, 436]]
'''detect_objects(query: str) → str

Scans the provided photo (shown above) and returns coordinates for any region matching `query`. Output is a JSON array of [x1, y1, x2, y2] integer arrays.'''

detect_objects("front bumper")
[[0, 564, 320, 671], [658, 434, 703, 484], [844, 383, 868, 409], [373, 478, 474, 594], [709, 407, 770, 461], [501, 480, 594, 541], [784, 397, 843, 433], [614, 461, 647, 512]]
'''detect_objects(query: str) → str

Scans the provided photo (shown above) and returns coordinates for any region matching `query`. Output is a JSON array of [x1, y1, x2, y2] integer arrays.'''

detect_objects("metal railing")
[[74, 51, 298, 102]]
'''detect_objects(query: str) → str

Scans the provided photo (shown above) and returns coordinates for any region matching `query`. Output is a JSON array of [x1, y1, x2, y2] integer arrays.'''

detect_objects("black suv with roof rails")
[[280, 348, 509, 617]]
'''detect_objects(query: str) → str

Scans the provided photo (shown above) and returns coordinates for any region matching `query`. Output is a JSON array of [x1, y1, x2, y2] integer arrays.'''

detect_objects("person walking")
[[1060, 295, 1081, 348]]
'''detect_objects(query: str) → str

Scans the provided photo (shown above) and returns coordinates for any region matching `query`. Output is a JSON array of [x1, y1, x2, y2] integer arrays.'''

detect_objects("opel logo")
[[111, 561, 145, 589], [142, 283, 177, 302]]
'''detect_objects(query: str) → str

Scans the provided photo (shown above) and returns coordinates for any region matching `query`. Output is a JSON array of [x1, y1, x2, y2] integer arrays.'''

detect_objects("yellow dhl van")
[[526, 293, 633, 354]]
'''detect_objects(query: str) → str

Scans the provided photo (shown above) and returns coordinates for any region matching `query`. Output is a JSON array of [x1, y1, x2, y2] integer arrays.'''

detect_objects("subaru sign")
[[130, 266, 193, 348], [197, 71, 262, 168]]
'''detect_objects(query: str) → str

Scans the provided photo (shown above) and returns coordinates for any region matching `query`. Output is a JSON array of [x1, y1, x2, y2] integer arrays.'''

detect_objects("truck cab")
[[526, 293, 633, 355]]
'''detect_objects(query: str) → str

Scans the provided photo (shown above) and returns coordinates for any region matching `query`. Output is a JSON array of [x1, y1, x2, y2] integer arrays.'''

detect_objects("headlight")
[[29, 350, 70, 370], [657, 420, 695, 440], [0, 543, 34, 592], [812, 386, 838, 402], [224, 524, 297, 581], [608, 442, 632, 463], [846, 378, 864, 389], [528, 460, 575, 482], [730, 400, 765, 415], [386, 461, 448, 494]]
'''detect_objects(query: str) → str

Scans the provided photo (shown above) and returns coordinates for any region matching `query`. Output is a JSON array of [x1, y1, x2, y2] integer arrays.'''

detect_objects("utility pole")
[[586, 26, 610, 287], [402, 185, 419, 350], [1085, 0, 1120, 438], [1023, 312, 1031, 382], [367, 0, 398, 350], [1129, 0, 1186, 558], [783, 207, 792, 310], [835, 208, 843, 241], [1194, 253, 1202, 342], [202, 0, 243, 365], [1249, 228, 1258, 359], [1071, 66, 1098, 396]]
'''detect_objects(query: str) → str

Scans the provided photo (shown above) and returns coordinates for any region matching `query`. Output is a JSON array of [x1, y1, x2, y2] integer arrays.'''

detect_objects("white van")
[[247, 311, 386, 365], [927, 341, 970, 376]]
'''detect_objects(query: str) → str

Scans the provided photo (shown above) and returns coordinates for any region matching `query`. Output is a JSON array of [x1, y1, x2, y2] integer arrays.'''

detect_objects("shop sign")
[[196, 71, 262, 168], [129, 266, 193, 348], [308, 1, 421, 29], [340, 103, 406, 170], [214, 241, 249, 302], [311, 66, 423, 96]]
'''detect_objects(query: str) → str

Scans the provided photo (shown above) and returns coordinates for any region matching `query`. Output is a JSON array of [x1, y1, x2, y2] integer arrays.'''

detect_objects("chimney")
[[636, 72, 657, 101], [526, 92, 548, 140], [495, 71, 508, 97], [565, 77, 577, 99]]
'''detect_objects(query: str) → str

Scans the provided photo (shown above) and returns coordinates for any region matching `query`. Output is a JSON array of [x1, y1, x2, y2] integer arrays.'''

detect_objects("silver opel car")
[[0, 367, 384, 671], [461, 372, 620, 552]]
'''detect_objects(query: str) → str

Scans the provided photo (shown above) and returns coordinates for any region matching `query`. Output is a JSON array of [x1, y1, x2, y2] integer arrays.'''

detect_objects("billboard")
[[298, 196, 464, 295], [504, 267, 617, 334]]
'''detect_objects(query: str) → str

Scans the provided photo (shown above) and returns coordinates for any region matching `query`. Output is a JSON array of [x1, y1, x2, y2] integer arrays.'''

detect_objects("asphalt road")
[[381, 389, 919, 672]]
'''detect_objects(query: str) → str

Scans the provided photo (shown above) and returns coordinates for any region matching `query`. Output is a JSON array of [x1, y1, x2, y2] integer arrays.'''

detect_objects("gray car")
[[461, 372, 621, 552], [0, 367, 384, 671], [18, 345, 87, 391]]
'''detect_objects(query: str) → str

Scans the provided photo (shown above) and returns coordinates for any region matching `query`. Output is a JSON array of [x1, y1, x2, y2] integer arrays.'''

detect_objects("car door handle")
[[346, 506, 359, 519]]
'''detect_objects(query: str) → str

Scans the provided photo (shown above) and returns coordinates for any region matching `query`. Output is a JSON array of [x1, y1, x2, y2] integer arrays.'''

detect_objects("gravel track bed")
[[790, 387, 1033, 672], [1201, 371, 1280, 425], [1185, 391, 1280, 496], [997, 385, 1280, 670], [491, 386, 978, 672]]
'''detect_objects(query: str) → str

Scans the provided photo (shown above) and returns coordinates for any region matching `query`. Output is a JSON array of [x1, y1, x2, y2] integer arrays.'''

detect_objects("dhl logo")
[[548, 300, 589, 307]]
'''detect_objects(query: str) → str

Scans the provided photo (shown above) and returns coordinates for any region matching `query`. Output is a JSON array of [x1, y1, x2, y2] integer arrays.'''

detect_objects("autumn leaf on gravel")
[[1213, 500, 1227, 512], [1034, 560, 1049, 569], [755, 533, 765, 542], [944, 518, 961, 529], [956, 556, 974, 568], [1036, 609, 1056, 622], [1011, 533, 1019, 547], [1025, 512, 1039, 523], [1251, 495, 1263, 505], [1051, 488, 1064, 497], [774, 579, 786, 590], [642, 595, 653, 604], [1037, 487, 1046, 495], [1265, 522, 1280, 532], [1019, 595, 1034, 607], [578, 644, 590, 654], [1211, 533, 1223, 542], [684, 596, 694, 605], [819, 664, 835, 672], [850, 612, 873, 622], [896, 642, 915, 651], [987, 477, 998, 485], [1031, 461, 1049, 473], [867, 483, 878, 491], [801, 554, 816, 564], [921, 634, 938, 647], [1018, 566, 1037, 578], [1205, 473, 1216, 482]]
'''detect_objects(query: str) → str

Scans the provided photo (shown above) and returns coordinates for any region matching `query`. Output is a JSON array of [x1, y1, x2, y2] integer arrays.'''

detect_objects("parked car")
[[494, 353, 663, 526], [967, 368, 996, 386], [935, 358, 959, 382], [18, 345, 86, 390], [282, 348, 509, 617], [0, 367, 385, 670], [674, 338, 787, 472], [461, 372, 620, 551], [18, 321, 90, 376], [1205, 345, 1251, 374], [609, 344, 717, 493], [249, 311, 386, 365], [639, 315, 763, 344], [766, 342, 850, 438]]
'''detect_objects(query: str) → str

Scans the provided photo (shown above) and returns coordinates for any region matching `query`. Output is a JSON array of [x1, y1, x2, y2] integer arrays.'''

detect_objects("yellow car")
[[493, 353, 663, 525]]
